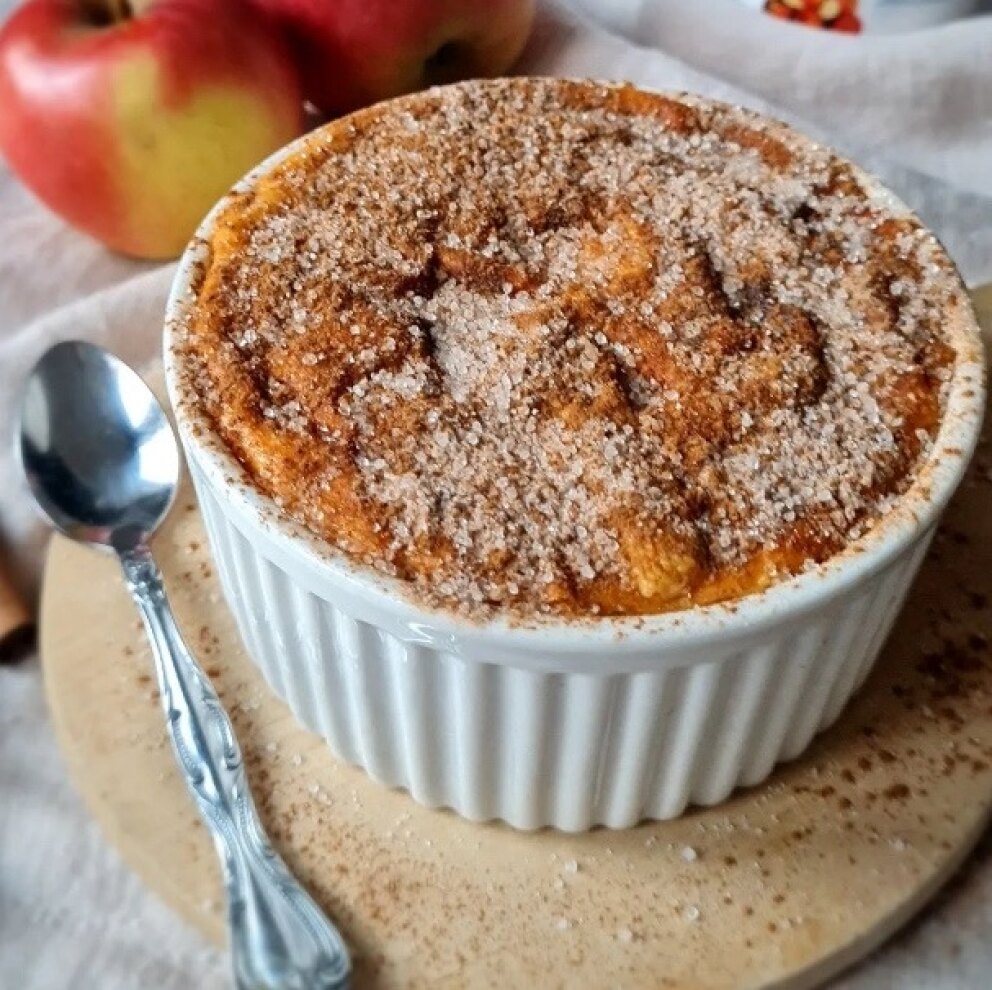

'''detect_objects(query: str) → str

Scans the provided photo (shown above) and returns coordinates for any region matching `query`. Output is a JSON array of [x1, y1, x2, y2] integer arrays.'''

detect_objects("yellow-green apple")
[[254, 0, 535, 116], [0, 0, 304, 259]]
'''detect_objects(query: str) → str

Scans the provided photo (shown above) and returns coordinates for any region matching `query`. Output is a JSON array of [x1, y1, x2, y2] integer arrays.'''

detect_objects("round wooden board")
[[40, 292, 992, 990]]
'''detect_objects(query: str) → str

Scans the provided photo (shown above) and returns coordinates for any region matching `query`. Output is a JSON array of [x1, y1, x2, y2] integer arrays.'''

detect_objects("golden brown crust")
[[173, 79, 969, 619]]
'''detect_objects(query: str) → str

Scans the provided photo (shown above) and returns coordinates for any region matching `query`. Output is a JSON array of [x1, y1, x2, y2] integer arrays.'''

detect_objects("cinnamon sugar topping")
[[174, 79, 973, 619]]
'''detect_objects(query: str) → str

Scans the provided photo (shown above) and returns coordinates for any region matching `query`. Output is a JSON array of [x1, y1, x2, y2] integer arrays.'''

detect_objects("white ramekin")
[[163, 89, 985, 832]]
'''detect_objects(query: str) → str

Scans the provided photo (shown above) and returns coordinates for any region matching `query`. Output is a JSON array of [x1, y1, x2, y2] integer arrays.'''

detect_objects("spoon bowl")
[[19, 341, 179, 553]]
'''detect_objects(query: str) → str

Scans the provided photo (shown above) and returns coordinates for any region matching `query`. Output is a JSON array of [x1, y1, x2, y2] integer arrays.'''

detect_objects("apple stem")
[[106, 0, 134, 20], [423, 40, 470, 86], [80, 0, 133, 27]]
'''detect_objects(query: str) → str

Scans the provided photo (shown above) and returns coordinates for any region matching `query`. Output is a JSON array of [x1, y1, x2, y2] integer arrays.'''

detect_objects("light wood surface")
[[39, 308, 992, 988]]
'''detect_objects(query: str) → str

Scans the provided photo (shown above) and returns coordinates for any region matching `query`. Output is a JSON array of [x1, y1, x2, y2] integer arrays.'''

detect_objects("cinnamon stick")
[[0, 556, 33, 664]]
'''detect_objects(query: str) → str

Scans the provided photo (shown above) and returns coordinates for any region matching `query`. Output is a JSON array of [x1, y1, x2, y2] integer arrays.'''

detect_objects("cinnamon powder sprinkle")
[[173, 78, 976, 619]]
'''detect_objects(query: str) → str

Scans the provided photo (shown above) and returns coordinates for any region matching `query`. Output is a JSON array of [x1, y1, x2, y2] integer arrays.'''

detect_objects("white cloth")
[[2, 1, 991, 986]]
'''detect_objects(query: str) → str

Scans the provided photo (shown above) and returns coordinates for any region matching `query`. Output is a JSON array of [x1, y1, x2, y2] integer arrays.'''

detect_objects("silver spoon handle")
[[119, 546, 351, 990]]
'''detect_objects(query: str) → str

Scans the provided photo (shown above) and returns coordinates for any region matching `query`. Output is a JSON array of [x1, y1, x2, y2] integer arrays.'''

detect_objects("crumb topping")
[[175, 78, 970, 619]]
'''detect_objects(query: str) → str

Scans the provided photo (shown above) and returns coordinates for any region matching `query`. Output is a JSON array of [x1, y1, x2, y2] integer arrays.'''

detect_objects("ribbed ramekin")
[[163, 93, 985, 832]]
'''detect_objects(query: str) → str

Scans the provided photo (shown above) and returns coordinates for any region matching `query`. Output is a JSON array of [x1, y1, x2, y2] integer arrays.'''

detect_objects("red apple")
[[0, 0, 304, 259], [254, 0, 535, 117]]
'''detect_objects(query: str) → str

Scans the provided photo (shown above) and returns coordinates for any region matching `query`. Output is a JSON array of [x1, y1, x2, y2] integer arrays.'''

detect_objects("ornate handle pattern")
[[120, 546, 351, 990]]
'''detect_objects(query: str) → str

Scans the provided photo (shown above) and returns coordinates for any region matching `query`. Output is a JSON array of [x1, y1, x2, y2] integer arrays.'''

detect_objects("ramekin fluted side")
[[164, 83, 984, 832], [190, 456, 930, 832]]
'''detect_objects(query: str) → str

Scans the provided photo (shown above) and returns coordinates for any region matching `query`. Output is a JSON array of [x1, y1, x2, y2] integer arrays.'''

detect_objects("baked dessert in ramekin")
[[164, 78, 984, 831]]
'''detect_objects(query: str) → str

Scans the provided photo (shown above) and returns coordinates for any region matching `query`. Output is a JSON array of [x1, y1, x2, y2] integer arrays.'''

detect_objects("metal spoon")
[[18, 341, 351, 990]]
